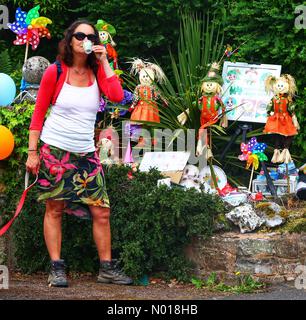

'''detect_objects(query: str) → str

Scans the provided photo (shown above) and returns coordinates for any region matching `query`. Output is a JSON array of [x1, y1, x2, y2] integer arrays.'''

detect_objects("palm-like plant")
[[157, 11, 226, 133], [0, 49, 13, 75]]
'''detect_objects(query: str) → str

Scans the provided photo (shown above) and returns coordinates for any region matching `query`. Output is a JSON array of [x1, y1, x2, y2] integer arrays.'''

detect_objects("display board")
[[221, 62, 282, 123]]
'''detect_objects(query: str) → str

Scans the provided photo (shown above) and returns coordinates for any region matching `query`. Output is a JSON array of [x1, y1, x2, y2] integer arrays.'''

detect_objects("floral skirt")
[[37, 143, 110, 219]]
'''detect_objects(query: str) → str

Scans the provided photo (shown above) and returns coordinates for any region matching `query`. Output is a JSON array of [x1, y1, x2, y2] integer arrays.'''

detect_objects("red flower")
[[40, 146, 77, 183], [37, 179, 51, 187]]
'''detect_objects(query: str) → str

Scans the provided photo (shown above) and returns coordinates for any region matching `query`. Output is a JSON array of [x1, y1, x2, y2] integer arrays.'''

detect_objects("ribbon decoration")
[[7, 5, 52, 51], [0, 172, 38, 236]]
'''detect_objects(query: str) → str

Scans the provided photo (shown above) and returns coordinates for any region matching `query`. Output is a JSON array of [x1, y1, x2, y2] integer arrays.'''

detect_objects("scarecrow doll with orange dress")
[[178, 62, 228, 157], [263, 74, 299, 163], [129, 58, 166, 123], [123, 58, 167, 162]]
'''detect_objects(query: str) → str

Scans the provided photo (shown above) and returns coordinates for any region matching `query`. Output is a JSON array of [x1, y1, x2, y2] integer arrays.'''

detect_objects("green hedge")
[[0, 102, 225, 281]]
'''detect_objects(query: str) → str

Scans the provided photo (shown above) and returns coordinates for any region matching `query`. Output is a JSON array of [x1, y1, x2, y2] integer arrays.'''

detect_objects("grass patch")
[[191, 272, 266, 294]]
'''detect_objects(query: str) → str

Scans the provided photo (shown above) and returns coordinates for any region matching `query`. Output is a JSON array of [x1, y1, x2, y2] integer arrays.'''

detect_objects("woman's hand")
[[92, 45, 107, 61], [26, 152, 40, 175]]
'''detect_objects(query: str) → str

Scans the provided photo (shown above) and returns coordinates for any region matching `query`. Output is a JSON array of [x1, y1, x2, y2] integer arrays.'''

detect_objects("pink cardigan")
[[29, 60, 124, 130]]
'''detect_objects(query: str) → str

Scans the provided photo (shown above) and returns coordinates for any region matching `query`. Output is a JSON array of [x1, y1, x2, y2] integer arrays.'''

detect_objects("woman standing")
[[26, 20, 133, 287]]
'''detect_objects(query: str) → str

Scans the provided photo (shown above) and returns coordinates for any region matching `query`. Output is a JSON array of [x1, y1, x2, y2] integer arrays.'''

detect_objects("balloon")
[[0, 126, 15, 160], [0, 74, 16, 106]]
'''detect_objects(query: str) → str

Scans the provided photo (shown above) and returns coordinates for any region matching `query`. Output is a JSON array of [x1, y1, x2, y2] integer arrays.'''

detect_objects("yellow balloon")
[[0, 125, 15, 160]]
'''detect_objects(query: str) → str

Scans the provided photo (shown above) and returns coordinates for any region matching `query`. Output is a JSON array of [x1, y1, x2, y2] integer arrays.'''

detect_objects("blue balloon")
[[0, 73, 16, 107]]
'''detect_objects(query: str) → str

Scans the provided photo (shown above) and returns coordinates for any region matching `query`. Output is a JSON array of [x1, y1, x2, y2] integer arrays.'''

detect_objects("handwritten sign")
[[222, 62, 281, 123]]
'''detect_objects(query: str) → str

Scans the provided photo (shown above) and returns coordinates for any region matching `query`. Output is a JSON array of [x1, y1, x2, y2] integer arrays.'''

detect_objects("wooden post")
[[248, 165, 255, 192], [24, 42, 29, 64], [286, 163, 290, 194]]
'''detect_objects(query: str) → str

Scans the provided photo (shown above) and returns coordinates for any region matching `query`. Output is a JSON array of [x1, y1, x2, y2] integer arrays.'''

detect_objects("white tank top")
[[40, 79, 100, 153]]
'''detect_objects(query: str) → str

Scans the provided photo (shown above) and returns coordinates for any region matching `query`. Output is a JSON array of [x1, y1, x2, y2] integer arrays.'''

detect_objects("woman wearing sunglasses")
[[26, 20, 133, 287]]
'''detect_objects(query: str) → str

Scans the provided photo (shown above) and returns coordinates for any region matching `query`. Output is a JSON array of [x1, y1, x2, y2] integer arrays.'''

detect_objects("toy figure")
[[97, 135, 119, 165], [178, 62, 228, 156], [129, 58, 167, 123], [263, 74, 299, 163], [95, 19, 118, 70]]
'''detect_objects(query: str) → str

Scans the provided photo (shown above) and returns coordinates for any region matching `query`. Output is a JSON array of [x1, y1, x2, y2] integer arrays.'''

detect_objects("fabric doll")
[[263, 74, 299, 163], [177, 62, 228, 157], [129, 58, 167, 124], [97, 136, 117, 165], [95, 19, 118, 70]]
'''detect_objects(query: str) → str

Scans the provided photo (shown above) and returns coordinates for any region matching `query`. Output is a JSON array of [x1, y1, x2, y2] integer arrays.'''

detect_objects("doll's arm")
[[152, 86, 168, 107], [288, 101, 296, 114], [177, 108, 190, 125], [216, 96, 228, 128], [266, 99, 274, 116], [288, 102, 300, 130], [129, 86, 139, 112]]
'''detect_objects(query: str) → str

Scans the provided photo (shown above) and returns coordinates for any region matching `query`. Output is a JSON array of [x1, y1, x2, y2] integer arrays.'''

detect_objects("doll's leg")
[[271, 134, 282, 163], [283, 136, 293, 149], [279, 136, 294, 163]]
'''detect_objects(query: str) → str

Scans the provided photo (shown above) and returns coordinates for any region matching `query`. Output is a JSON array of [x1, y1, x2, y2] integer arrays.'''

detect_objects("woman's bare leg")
[[44, 200, 65, 261], [89, 206, 111, 261]]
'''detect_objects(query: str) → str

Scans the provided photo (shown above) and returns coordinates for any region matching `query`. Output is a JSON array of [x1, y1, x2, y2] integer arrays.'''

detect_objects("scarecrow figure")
[[123, 58, 167, 163], [129, 58, 167, 124], [178, 62, 228, 157], [263, 74, 299, 163], [95, 19, 118, 70]]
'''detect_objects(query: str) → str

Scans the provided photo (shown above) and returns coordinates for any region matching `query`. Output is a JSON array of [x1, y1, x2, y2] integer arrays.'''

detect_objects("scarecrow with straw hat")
[[198, 62, 227, 130], [95, 19, 118, 70], [178, 62, 228, 157]]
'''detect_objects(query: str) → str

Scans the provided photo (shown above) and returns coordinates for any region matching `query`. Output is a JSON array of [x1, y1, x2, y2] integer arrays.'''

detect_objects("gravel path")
[[0, 273, 305, 300]]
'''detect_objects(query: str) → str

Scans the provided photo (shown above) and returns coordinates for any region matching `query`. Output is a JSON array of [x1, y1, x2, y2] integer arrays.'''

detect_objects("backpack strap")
[[54, 60, 62, 82]]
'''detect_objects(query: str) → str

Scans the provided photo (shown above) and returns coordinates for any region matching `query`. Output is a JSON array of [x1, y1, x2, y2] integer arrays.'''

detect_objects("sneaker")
[[48, 259, 68, 287], [98, 260, 133, 285]]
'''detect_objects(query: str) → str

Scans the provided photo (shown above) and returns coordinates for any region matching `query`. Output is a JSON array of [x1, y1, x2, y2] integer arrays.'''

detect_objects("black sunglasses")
[[72, 32, 97, 42]]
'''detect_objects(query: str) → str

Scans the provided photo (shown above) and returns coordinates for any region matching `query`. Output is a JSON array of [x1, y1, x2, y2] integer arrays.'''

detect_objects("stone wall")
[[186, 232, 306, 282]]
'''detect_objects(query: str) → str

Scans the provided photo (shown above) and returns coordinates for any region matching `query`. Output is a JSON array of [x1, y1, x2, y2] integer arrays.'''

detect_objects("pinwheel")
[[238, 137, 268, 191], [7, 5, 52, 63]]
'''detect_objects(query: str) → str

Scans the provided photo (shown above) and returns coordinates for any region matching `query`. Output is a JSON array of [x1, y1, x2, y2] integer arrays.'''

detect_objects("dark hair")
[[58, 20, 100, 74]]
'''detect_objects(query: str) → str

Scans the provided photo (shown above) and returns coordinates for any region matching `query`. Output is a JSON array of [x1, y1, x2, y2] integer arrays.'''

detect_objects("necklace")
[[72, 67, 87, 76]]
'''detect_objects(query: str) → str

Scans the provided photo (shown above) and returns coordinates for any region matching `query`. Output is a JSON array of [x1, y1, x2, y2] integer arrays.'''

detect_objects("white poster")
[[222, 62, 282, 123], [139, 151, 190, 172]]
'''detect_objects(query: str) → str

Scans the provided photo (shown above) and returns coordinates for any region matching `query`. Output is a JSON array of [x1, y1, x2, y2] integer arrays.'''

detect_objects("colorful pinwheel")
[[7, 5, 52, 53], [238, 137, 268, 163], [238, 137, 268, 191]]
